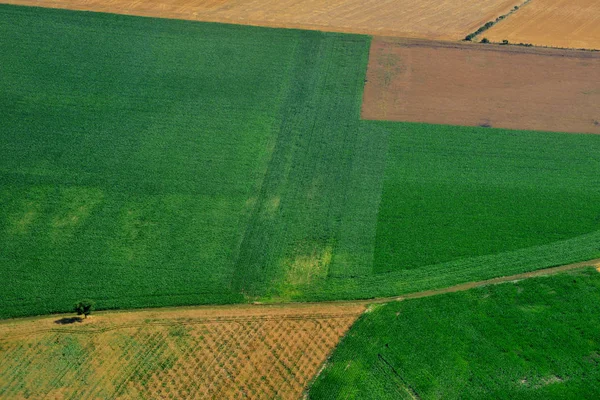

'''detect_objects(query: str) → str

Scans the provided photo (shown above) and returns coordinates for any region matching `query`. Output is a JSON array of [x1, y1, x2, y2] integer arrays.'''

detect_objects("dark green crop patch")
[[310, 268, 600, 399]]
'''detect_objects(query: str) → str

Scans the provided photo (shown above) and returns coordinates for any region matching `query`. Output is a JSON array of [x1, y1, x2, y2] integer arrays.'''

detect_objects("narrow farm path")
[[374, 257, 600, 303], [2, 258, 599, 330]]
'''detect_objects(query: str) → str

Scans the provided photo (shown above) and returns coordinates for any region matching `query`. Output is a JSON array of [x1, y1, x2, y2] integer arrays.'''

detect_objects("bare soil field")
[[362, 38, 600, 134], [0, 303, 363, 399], [485, 0, 600, 50], [1, 0, 522, 40]]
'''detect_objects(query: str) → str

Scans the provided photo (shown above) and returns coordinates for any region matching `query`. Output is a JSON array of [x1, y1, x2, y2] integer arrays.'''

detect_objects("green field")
[[1, 5, 600, 318], [310, 268, 600, 399]]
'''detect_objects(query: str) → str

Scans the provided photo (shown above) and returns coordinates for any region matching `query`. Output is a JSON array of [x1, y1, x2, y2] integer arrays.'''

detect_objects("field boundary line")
[[2, 258, 599, 332], [372, 258, 600, 304], [465, 0, 532, 42], [367, 37, 600, 59]]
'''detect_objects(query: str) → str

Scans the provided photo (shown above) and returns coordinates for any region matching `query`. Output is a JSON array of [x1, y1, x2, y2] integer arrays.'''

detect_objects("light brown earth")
[[0, 303, 364, 399], [362, 38, 600, 134], [485, 0, 600, 50], [1, 0, 522, 40]]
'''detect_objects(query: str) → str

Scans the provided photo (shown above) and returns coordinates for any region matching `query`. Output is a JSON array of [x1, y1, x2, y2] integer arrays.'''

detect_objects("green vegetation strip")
[[0, 5, 312, 315], [1, 5, 599, 318], [310, 268, 600, 399]]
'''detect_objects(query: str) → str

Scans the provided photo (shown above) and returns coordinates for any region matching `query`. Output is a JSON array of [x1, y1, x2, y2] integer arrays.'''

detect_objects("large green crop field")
[[1, 5, 600, 318], [310, 268, 600, 399]]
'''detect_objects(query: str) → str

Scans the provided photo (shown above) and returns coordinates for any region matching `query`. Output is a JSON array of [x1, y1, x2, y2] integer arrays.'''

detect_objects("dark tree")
[[74, 300, 95, 319]]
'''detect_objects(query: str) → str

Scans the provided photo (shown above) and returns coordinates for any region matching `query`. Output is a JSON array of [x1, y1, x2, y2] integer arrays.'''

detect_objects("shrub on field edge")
[[74, 299, 95, 319]]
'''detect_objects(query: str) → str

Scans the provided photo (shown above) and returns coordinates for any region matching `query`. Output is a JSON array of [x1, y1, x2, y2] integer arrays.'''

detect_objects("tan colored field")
[[485, 0, 600, 50], [1, 0, 522, 40], [362, 38, 600, 134], [0, 303, 363, 399]]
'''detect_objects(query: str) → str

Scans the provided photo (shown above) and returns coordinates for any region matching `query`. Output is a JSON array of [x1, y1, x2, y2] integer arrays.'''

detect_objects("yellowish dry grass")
[[2, 0, 522, 40], [0, 304, 363, 399], [485, 0, 600, 50]]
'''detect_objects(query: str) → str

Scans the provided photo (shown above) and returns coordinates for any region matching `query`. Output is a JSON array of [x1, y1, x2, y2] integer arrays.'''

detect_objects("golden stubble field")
[[0, 303, 364, 399], [485, 0, 600, 50], [1, 0, 522, 40]]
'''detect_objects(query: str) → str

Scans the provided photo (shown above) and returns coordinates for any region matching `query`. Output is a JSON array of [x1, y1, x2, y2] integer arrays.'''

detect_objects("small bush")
[[74, 300, 95, 318], [481, 38, 490, 44]]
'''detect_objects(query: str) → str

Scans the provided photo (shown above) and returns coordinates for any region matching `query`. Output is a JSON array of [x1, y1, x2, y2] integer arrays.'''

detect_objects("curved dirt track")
[[377, 257, 600, 303], [1, 0, 522, 40]]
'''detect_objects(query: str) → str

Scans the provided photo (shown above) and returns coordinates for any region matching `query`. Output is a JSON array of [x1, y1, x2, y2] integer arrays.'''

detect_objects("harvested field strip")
[[362, 38, 600, 134], [0, 0, 523, 40], [0, 304, 364, 399], [484, 0, 600, 50]]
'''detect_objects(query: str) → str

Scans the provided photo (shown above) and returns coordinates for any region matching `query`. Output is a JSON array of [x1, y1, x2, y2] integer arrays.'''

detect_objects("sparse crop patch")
[[0, 305, 364, 399]]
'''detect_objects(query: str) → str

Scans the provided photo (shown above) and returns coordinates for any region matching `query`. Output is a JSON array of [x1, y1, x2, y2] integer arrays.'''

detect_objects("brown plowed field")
[[485, 0, 600, 50], [1, 0, 522, 40], [0, 303, 363, 399], [362, 38, 600, 134]]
